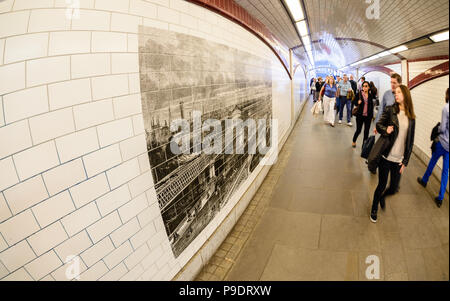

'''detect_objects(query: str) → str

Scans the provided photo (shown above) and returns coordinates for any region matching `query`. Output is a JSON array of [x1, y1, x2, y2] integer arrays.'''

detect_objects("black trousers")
[[353, 115, 372, 143], [371, 158, 402, 212]]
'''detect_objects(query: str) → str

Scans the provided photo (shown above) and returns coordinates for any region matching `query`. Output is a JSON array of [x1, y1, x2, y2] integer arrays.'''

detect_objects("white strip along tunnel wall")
[[0, 0, 304, 281]]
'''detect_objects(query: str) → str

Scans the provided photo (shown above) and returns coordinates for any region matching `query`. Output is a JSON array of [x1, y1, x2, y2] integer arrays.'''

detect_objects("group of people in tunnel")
[[309, 73, 449, 223]]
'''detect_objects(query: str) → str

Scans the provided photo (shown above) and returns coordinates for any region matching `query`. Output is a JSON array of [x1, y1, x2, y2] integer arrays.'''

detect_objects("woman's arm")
[[440, 106, 448, 135], [352, 92, 359, 106], [376, 106, 391, 136], [402, 120, 416, 167], [319, 86, 325, 100]]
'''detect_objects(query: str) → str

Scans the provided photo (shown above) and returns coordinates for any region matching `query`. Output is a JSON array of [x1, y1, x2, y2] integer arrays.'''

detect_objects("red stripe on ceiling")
[[185, 0, 292, 79], [409, 61, 449, 90], [407, 55, 450, 63]]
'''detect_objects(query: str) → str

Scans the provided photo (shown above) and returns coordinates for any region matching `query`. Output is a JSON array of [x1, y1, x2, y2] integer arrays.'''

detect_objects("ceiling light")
[[296, 20, 308, 37], [302, 35, 311, 47], [378, 51, 391, 57], [304, 44, 312, 53], [389, 45, 408, 54], [303, 37, 312, 52], [430, 30, 449, 43], [285, 0, 304, 22]]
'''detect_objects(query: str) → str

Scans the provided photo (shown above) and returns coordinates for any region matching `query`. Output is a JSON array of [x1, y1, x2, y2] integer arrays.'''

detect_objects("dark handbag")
[[431, 122, 441, 153], [361, 136, 375, 159], [367, 135, 391, 174], [352, 91, 361, 116], [431, 122, 441, 140]]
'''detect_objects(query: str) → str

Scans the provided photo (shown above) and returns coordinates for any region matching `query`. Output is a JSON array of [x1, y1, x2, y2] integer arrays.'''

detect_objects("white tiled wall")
[[0, 0, 297, 281], [364, 71, 391, 100], [385, 63, 402, 77], [293, 66, 307, 121]]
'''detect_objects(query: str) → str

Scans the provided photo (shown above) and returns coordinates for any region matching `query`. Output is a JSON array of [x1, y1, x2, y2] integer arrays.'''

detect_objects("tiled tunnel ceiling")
[[236, 0, 449, 69], [234, 0, 301, 48]]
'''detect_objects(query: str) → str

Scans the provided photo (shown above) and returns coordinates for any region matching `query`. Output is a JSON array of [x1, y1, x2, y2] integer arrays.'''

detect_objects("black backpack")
[[430, 122, 441, 153]]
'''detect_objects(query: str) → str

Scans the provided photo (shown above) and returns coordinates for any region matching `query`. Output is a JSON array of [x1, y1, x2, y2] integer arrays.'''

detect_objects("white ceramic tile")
[[82, 144, 122, 178], [49, 31, 91, 56], [26, 56, 70, 87], [32, 191, 75, 228], [73, 99, 114, 131], [71, 53, 111, 79], [61, 202, 101, 236], [29, 108, 75, 145], [4, 33, 48, 64], [69, 173, 110, 208], [0, 210, 40, 245], [3, 175, 49, 215], [3, 86, 49, 124], [55, 127, 99, 163], [0, 120, 32, 159], [0, 156, 20, 191], [42, 159, 86, 196], [27, 222, 68, 256]]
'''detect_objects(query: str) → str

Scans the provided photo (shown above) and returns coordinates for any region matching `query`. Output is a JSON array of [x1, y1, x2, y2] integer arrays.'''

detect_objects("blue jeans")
[[422, 141, 449, 201], [339, 96, 352, 123], [335, 97, 341, 114]]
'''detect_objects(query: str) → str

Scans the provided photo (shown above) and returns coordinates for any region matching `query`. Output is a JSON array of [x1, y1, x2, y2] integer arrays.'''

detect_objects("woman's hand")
[[399, 163, 405, 174], [387, 126, 394, 134], [358, 100, 362, 105]]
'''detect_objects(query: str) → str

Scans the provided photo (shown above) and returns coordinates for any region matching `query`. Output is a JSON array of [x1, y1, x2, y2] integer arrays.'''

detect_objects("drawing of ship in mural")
[[138, 26, 273, 258]]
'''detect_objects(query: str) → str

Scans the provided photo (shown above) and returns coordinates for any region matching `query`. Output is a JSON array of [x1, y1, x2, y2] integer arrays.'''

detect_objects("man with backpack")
[[417, 88, 449, 208]]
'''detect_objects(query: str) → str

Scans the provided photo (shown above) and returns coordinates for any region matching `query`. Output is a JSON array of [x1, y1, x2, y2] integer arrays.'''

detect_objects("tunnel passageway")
[[196, 96, 449, 281]]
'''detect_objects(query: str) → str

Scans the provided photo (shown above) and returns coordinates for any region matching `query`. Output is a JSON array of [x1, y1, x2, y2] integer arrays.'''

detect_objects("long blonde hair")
[[347, 89, 355, 101], [328, 77, 335, 86]]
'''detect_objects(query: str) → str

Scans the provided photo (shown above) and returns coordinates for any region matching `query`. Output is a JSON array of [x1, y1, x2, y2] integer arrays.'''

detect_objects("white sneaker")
[[348, 122, 353, 126], [338, 120, 342, 124]]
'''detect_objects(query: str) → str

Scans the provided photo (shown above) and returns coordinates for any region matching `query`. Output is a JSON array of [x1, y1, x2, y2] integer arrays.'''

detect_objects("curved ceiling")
[[235, 0, 449, 70]]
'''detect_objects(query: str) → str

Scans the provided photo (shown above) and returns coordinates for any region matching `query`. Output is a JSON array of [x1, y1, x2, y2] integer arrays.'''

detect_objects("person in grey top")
[[418, 88, 449, 207], [338, 74, 353, 125], [375, 73, 402, 126]]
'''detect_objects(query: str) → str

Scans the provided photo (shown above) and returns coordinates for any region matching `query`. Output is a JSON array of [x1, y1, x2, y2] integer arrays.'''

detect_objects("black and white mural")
[[138, 26, 273, 258]]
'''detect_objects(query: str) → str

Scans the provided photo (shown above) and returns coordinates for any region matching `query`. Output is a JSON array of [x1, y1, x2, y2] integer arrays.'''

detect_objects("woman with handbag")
[[352, 81, 374, 148], [370, 85, 416, 223], [311, 78, 317, 102], [319, 77, 338, 127]]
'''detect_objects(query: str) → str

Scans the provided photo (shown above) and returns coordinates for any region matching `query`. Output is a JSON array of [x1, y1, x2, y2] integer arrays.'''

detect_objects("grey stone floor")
[[195, 97, 449, 281]]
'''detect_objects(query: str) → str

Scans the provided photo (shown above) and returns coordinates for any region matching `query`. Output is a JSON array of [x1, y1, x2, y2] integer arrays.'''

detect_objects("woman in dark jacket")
[[370, 85, 416, 223], [352, 81, 375, 147]]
